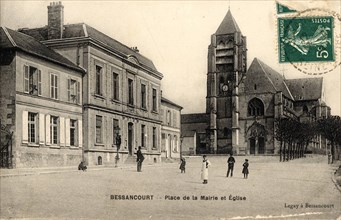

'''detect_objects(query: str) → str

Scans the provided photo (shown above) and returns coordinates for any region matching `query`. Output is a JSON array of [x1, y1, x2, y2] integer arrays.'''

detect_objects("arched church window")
[[248, 98, 264, 116]]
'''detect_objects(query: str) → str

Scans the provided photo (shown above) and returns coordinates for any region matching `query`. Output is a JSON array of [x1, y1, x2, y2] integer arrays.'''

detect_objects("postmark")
[[276, 7, 341, 75]]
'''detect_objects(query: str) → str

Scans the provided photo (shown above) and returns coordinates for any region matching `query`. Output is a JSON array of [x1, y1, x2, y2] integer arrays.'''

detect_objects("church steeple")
[[206, 9, 247, 154], [215, 10, 241, 35]]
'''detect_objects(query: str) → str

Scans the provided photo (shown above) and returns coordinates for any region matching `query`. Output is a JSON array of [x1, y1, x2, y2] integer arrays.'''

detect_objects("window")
[[68, 79, 80, 103], [50, 74, 58, 99], [28, 112, 38, 143], [128, 78, 134, 105], [95, 65, 102, 95], [50, 116, 59, 144], [141, 84, 146, 109], [152, 88, 157, 112], [113, 119, 119, 144], [152, 127, 157, 149], [96, 115, 102, 143], [24, 65, 41, 95], [167, 110, 171, 126], [247, 98, 264, 116], [141, 124, 146, 148], [112, 73, 119, 100], [70, 120, 77, 146]]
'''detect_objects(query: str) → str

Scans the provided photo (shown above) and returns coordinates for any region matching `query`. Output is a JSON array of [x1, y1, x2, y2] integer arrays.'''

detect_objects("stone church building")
[[181, 10, 330, 155]]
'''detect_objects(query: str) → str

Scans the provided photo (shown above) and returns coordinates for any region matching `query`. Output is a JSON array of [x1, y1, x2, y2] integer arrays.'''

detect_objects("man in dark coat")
[[136, 146, 144, 172], [226, 153, 235, 177]]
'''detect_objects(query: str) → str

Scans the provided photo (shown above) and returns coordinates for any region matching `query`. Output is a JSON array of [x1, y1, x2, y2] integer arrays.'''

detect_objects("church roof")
[[181, 113, 209, 124], [216, 10, 241, 35], [0, 27, 84, 73], [247, 58, 293, 100], [285, 78, 323, 101], [19, 23, 159, 73]]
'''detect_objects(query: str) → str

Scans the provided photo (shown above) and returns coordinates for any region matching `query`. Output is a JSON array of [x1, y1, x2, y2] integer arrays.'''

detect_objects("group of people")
[[201, 154, 249, 184], [78, 147, 249, 182]]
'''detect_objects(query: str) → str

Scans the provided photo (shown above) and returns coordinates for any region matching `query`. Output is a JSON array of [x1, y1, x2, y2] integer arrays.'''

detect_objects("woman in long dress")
[[201, 155, 211, 184]]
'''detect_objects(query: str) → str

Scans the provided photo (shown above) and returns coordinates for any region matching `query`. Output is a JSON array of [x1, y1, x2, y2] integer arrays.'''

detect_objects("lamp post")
[[180, 135, 184, 159], [114, 126, 121, 167]]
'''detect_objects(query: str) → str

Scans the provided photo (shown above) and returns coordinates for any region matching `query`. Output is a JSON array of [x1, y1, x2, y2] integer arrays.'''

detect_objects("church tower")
[[206, 10, 247, 154]]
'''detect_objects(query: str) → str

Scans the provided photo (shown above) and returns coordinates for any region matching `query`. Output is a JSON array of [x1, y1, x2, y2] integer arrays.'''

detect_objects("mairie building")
[[0, 2, 182, 168], [181, 10, 330, 156]]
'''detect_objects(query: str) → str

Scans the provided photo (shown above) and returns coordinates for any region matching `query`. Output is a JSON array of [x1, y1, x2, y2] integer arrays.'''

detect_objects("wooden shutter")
[[22, 111, 28, 143], [54, 75, 58, 99], [24, 65, 29, 93], [50, 74, 53, 98], [77, 81, 80, 104], [38, 70, 42, 96], [67, 78, 71, 101], [65, 118, 70, 147], [45, 115, 50, 145], [59, 117, 65, 146], [39, 113, 45, 144], [78, 119, 83, 148]]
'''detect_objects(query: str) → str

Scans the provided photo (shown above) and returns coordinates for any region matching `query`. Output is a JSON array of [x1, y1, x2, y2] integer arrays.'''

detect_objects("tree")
[[317, 116, 341, 164]]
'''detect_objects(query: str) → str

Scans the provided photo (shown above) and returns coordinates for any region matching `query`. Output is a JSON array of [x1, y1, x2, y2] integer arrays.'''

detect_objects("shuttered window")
[[50, 74, 58, 99]]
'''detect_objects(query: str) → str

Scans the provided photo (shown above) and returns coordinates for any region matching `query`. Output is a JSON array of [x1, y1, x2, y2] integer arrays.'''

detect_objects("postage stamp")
[[278, 16, 334, 63], [276, 6, 341, 75]]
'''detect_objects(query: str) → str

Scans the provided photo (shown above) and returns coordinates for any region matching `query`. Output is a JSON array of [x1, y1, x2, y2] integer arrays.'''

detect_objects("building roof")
[[215, 10, 241, 35], [19, 23, 159, 73], [247, 58, 293, 99], [0, 27, 84, 73], [161, 96, 183, 110], [285, 78, 323, 101], [181, 113, 209, 124]]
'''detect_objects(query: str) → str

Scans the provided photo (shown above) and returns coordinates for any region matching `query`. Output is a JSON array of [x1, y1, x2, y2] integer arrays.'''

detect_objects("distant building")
[[0, 27, 84, 168], [181, 10, 331, 155], [20, 2, 168, 165], [160, 97, 182, 159]]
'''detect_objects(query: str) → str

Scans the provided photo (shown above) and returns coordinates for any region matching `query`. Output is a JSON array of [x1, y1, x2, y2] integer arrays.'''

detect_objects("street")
[[0, 155, 340, 219]]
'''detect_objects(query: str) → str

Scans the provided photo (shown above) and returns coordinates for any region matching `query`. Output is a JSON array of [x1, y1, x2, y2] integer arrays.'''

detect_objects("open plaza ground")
[[0, 155, 340, 220]]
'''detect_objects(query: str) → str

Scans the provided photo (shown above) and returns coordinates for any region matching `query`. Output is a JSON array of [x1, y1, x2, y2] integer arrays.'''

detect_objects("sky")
[[1, 0, 340, 115]]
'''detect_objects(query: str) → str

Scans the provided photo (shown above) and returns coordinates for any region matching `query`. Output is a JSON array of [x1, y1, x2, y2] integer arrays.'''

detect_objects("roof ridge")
[[2, 27, 17, 47], [84, 23, 150, 59]]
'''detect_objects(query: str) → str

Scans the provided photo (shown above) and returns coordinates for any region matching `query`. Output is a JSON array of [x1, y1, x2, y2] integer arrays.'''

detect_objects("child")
[[242, 159, 249, 179], [179, 158, 186, 173]]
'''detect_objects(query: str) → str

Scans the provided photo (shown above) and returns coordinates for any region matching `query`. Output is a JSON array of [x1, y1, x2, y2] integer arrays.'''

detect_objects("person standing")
[[179, 158, 186, 173], [201, 155, 211, 184], [242, 159, 249, 179], [226, 153, 235, 177], [136, 146, 144, 172]]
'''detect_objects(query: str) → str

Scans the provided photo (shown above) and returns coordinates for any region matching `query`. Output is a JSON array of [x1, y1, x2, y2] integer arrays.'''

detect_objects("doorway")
[[258, 137, 265, 154], [128, 122, 133, 155], [250, 138, 256, 155]]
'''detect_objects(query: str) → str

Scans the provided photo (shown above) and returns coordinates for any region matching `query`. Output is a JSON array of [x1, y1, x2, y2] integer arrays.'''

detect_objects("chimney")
[[47, 1, 64, 40], [131, 46, 139, 53]]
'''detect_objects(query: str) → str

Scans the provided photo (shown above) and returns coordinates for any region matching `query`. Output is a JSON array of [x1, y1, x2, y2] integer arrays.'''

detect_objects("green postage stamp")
[[278, 16, 334, 63]]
